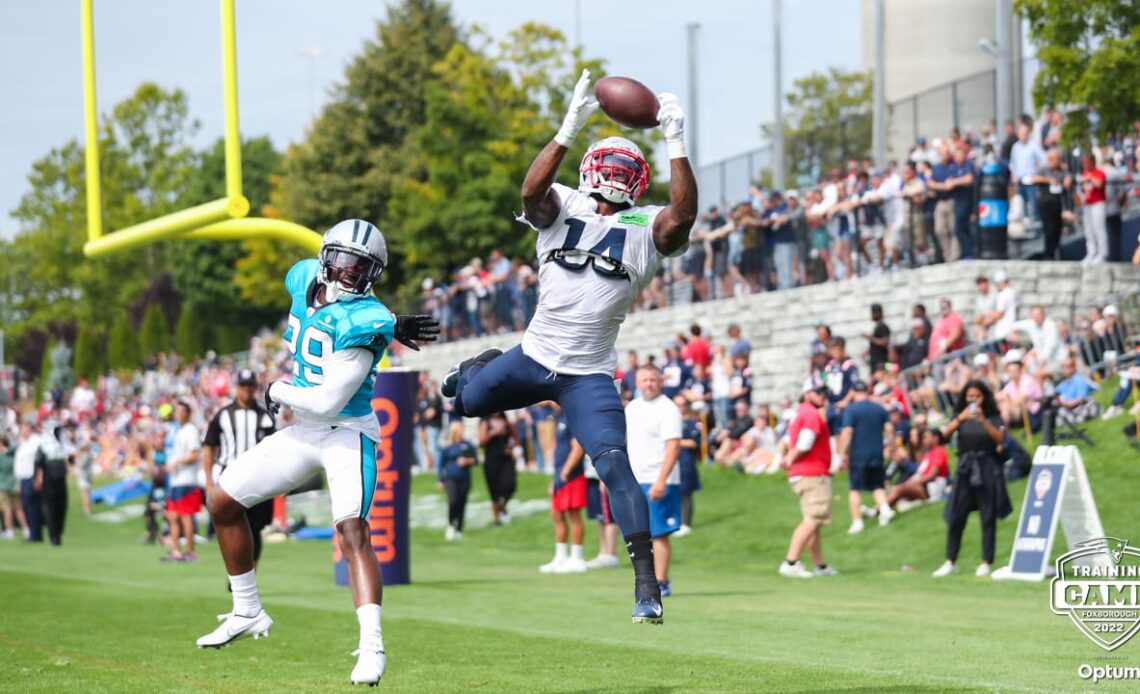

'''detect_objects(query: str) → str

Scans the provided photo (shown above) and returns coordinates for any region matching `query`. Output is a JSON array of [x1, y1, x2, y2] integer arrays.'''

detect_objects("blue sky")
[[0, 1, 861, 238]]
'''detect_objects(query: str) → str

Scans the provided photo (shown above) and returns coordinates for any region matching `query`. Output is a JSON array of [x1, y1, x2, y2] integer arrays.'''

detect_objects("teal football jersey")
[[282, 259, 395, 418]]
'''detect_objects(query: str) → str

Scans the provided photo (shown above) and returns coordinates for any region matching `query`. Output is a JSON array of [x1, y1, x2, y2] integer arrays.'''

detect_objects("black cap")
[[236, 368, 258, 385], [851, 380, 869, 393]]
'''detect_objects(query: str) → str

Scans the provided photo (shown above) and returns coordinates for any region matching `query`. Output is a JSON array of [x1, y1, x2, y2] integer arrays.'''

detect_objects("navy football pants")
[[455, 345, 650, 537]]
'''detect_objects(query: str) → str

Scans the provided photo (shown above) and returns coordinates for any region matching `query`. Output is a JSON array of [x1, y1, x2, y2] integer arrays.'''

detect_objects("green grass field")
[[3, 406, 1140, 693]]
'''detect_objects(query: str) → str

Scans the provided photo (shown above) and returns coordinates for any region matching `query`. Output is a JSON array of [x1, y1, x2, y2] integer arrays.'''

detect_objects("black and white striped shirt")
[[203, 402, 276, 470]]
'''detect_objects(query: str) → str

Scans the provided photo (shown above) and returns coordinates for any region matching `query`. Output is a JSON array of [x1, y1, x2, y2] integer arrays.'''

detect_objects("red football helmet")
[[578, 137, 650, 206]]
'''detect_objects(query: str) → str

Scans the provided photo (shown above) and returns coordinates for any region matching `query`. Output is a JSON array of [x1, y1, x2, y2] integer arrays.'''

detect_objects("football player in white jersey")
[[441, 70, 697, 624], [196, 220, 438, 687]]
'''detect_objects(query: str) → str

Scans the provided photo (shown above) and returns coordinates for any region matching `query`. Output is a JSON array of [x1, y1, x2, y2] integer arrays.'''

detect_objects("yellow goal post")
[[80, 0, 322, 258]]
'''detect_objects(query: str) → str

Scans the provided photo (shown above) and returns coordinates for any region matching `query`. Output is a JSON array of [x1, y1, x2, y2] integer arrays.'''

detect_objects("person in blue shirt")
[[837, 381, 894, 534], [764, 191, 797, 290], [438, 421, 478, 540], [673, 396, 703, 537], [661, 346, 691, 400], [1054, 357, 1100, 426], [824, 337, 860, 431], [538, 410, 588, 573], [927, 144, 961, 262], [948, 146, 976, 259]]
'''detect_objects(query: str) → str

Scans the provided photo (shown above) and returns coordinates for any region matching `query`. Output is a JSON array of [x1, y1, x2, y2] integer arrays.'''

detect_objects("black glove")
[[264, 382, 281, 419], [394, 314, 441, 351]]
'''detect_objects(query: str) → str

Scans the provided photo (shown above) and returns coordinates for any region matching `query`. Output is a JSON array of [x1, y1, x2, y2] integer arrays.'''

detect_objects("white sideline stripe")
[[91, 503, 146, 523], [91, 495, 550, 531]]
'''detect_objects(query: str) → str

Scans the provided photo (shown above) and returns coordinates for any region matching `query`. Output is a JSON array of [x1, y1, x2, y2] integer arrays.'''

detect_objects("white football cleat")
[[539, 556, 565, 573], [975, 563, 992, 577], [847, 520, 865, 535], [554, 557, 587, 574], [778, 561, 814, 578], [813, 565, 839, 577], [878, 506, 896, 527], [673, 525, 693, 538], [350, 647, 387, 687], [932, 561, 958, 578], [196, 609, 273, 649], [585, 554, 619, 569]]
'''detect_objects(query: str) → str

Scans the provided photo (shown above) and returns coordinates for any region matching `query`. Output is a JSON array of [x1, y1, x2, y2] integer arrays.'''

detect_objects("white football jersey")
[[519, 183, 675, 375]]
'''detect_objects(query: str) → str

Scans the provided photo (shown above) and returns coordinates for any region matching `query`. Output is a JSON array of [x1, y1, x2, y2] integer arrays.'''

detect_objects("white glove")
[[554, 69, 599, 147], [657, 92, 687, 159]]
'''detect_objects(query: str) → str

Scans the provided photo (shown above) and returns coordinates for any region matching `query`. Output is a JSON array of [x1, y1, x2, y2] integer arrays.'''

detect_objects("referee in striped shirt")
[[203, 368, 277, 567]]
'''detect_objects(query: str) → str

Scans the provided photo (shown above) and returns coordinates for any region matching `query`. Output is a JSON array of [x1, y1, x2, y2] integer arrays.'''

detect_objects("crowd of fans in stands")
[[414, 110, 1140, 343]]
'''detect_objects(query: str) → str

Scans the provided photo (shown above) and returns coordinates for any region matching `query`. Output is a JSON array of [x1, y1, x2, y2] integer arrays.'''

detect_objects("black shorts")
[[246, 499, 275, 532], [849, 464, 886, 491], [741, 246, 764, 275]]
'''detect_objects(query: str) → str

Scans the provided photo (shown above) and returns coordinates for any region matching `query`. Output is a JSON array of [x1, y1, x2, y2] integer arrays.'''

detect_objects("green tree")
[[73, 326, 104, 381], [779, 68, 872, 186], [174, 305, 207, 360], [388, 23, 660, 303], [8, 84, 198, 367], [139, 304, 170, 358], [277, 0, 461, 294], [1016, 0, 1140, 144], [108, 314, 140, 370]]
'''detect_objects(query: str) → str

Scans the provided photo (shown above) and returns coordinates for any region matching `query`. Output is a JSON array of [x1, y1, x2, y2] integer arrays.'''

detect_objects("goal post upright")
[[79, 0, 322, 259]]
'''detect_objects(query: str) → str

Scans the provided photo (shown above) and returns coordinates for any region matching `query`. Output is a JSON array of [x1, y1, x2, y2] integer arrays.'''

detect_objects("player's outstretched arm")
[[268, 348, 373, 419], [651, 93, 698, 257], [522, 69, 598, 229]]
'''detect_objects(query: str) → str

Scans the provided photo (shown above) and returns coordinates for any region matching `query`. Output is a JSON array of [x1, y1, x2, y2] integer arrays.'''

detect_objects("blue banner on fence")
[[334, 369, 418, 586]]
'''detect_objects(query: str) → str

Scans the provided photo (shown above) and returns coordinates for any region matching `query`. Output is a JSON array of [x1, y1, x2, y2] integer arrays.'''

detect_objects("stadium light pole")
[[772, 0, 785, 191], [872, 0, 886, 168], [297, 47, 325, 120], [686, 22, 700, 169], [994, 0, 1013, 131], [574, 0, 581, 51]]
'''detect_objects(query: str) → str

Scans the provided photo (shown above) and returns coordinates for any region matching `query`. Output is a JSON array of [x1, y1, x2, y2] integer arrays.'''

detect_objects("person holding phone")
[[933, 381, 1012, 578]]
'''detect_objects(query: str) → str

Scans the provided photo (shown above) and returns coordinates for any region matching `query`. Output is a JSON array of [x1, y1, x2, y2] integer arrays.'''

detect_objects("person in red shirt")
[[1080, 153, 1107, 263], [778, 377, 835, 578], [886, 428, 949, 508], [928, 298, 966, 361], [680, 324, 711, 368]]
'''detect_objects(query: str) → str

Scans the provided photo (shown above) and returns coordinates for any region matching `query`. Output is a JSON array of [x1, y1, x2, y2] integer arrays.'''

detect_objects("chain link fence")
[[696, 145, 771, 211], [888, 69, 997, 158]]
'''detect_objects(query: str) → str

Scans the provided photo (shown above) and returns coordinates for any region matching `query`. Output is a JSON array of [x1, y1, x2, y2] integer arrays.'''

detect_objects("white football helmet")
[[579, 137, 650, 206], [319, 219, 388, 301]]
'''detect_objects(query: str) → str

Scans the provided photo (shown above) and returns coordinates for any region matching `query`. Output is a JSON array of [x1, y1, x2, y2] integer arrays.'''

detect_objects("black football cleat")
[[440, 348, 502, 398], [631, 598, 664, 625]]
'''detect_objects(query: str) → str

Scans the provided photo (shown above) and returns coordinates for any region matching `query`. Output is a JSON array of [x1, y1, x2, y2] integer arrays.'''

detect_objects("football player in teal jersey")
[[196, 220, 438, 687]]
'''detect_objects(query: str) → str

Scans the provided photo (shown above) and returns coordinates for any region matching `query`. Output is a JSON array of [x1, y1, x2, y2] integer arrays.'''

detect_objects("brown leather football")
[[595, 76, 659, 129]]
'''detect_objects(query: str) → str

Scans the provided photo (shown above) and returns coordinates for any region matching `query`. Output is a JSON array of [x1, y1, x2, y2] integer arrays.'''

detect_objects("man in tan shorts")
[[778, 377, 837, 578]]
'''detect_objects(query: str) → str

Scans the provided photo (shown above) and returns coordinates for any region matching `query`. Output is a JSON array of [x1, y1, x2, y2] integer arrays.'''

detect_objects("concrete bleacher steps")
[[400, 261, 1140, 404]]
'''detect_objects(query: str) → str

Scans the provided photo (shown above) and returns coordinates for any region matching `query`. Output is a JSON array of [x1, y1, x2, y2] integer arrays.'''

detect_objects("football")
[[595, 76, 659, 129]]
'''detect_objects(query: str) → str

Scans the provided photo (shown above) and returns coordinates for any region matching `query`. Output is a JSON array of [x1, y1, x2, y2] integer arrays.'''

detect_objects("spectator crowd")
[[413, 110, 1140, 343]]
